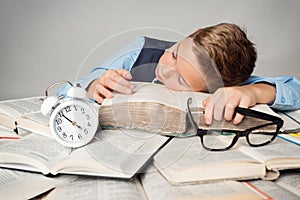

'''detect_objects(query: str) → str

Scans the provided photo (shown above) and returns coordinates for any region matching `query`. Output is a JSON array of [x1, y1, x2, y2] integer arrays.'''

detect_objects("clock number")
[[58, 111, 64, 117], [87, 122, 91, 127], [81, 108, 85, 114], [74, 105, 78, 111], [70, 135, 74, 140], [62, 132, 67, 138], [86, 114, 90, 120], [57, 126, 62, 132], [56, 118, 62, 125], [84, 129, 88, 134], [65, 106, 71, 112], [78, 134, 82, 140]]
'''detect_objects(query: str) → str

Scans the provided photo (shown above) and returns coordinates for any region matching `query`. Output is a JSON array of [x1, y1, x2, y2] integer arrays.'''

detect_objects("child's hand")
[[202, 84, 276, 125], [87, 69, 134, 103], [202, 86, 257, 125]]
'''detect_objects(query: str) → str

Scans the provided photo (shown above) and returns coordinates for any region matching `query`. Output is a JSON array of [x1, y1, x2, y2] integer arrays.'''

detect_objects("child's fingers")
[[101, 70, 133, 93], [232, 113, 244, 125], [108, 70, 134, 90], [202, 97, 209, 107], [224, 98, 240, 122], [116, 69, 133, 80], [232, 98, 251, 124], [203, 97, 214, 125], [95, 84, 113, 99], [93, 85, 108, 104], [203, 89, 225, 124]]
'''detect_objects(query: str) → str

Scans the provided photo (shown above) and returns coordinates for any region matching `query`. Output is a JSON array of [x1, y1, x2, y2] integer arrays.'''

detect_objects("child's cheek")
[[159, 52, 175, 66]]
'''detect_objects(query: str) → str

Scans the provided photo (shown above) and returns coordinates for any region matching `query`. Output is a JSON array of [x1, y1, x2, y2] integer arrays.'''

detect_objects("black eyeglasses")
[[187, 98, 284, 151]]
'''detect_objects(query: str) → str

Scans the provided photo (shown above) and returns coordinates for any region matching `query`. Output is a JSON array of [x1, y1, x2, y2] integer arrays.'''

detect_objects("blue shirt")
[[59, 36, 300, 111]]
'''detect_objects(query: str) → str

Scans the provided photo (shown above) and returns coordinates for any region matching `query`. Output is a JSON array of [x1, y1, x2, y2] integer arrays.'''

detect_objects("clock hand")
[[62, 113, 87, 130], [62, 113, 73, 124], [74, 121, 89, 131], [61, 113, 81, 128], [75, 124, 83, 129]]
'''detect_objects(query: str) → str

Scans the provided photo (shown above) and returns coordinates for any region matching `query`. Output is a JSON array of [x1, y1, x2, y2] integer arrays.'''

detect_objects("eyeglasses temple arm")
[[235, 107, 283, 124], [187, 98, 201, 132]]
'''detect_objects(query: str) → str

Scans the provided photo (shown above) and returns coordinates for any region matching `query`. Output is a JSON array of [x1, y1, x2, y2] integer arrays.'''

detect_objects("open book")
[[0, 129, 168, 178], [0, 96, 51, 137], [153, 136, 300, 184], [277, 109, 300, 133], [277, 109, 300, 145], [0, 127, 20, 140], [0, 167, 75, 200], [250, 171, 300, 200], [99, 82, 280, 136], [43, 164, 269, 200]]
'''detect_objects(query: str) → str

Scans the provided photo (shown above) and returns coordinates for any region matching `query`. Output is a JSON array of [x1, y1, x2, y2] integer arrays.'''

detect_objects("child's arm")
[[203, 76, 300, 125]]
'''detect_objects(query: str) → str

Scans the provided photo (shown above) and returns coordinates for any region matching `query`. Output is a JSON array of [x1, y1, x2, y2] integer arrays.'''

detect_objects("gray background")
[[0, 0, 299, 100]]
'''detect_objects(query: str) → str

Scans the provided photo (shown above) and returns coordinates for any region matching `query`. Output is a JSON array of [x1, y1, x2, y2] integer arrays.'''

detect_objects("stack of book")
[[0, 82, 299, 199]]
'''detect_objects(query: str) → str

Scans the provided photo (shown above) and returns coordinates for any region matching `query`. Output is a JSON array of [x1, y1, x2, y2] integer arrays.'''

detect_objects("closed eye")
[[179, 76, 189, 87]]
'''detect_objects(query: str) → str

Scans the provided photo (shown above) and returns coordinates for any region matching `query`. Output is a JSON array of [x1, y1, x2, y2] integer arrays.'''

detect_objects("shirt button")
[[281, 97, 285, 103]]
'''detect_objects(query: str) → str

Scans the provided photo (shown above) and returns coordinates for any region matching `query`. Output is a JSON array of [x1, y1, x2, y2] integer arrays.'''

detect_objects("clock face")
[[50, 99, 98, 148]]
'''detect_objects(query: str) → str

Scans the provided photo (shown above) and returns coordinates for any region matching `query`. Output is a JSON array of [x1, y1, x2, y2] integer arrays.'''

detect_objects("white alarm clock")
[[41, 81, 99, 148]]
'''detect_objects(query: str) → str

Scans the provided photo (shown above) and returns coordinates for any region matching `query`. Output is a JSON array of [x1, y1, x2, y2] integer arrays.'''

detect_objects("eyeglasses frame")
[[187, 98, 284, 151]]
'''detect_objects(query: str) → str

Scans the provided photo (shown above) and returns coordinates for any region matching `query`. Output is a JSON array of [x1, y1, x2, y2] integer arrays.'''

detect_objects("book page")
[[0, 127, 20, 139], [0, 96, 43, 118], [153, 137, 265, 183], [278, 133, 300, 146], [102, 82, 209, 110], [0, 134, 71, 174], [274, 171, 300, 197], [283, 109, 300, 124], [85, 129, 166, 171], [239, 137, 300, 169], [17, 112, 52, 137], [20, 111, 49, 126], [141, 165, 266, 200], [250, 179, 300, 200], [0, 113, 16, 130], [44, 176, 147, 200], [0, 168, 75, 200], [155, 137, 258, 168], [277, 112, 300, 132], [52, 129, 168, 178]]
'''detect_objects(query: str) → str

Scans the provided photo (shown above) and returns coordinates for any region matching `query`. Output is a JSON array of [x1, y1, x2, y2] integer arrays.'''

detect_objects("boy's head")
[[189, 23, 257, 88], [156, 23, 257, 93]]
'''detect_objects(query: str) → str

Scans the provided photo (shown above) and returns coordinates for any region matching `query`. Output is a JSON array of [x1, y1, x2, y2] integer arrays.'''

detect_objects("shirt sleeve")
[[245, 76, 300, 110], [57, 36, 145, 96]]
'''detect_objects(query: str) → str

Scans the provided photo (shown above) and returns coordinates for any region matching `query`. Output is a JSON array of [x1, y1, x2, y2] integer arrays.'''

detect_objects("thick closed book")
[[99, 82, 208, 135], [99, 82, 280, 136]]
